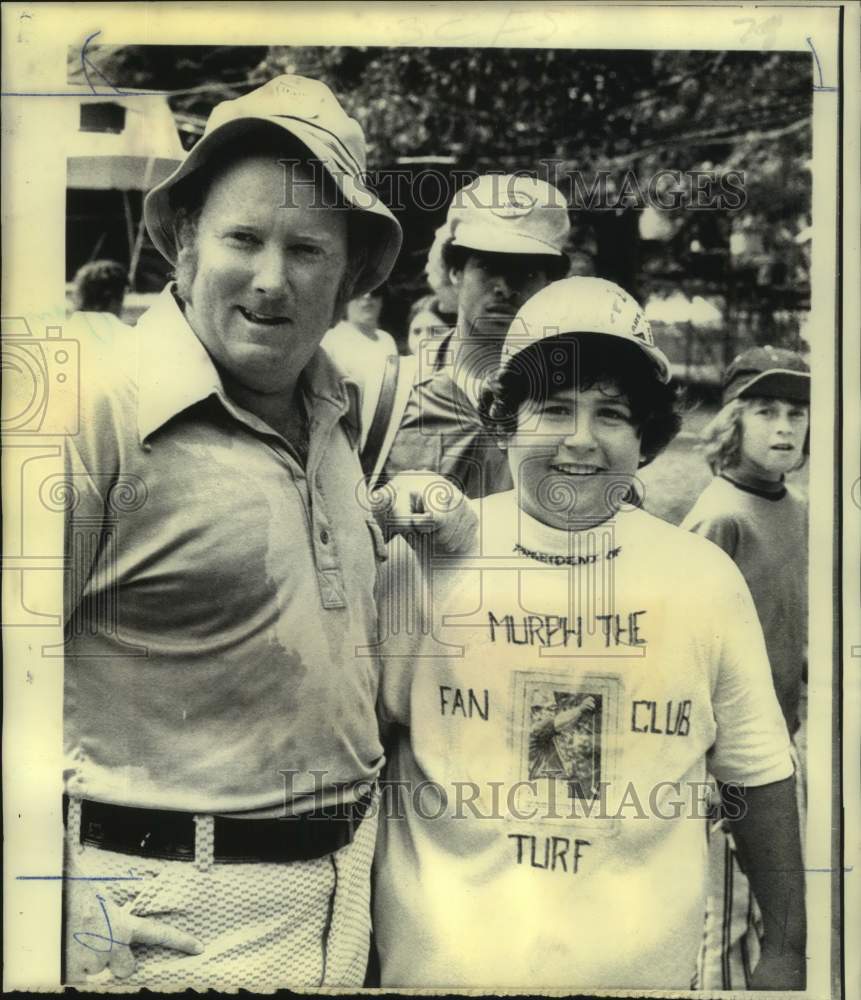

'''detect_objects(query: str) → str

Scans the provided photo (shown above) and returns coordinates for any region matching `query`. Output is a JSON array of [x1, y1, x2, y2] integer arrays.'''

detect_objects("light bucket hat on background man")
[[425, 175, 570, 295], [499, 276, 672, 384], [721, 345, 810, 405], [144, 75, 402, 295], [448, 174, 571, 257]]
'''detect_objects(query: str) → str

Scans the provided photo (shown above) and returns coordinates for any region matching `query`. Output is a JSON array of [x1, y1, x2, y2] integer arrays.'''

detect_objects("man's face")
[[453, 251, 553, 341], [506, 382, 644, 531], [450, 251, 554, 385], [180, 155, 349, 396], [345, 291, 383, 332]]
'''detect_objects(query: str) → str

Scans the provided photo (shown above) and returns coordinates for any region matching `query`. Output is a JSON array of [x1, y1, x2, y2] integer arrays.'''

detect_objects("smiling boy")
[[373, 278, 805, 990]]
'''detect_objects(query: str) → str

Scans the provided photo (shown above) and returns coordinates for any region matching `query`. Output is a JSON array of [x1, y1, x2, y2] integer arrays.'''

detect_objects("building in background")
[[65, 91, 184, 318]]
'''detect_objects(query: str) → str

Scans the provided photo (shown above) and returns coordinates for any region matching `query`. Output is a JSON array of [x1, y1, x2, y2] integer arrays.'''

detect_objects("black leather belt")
[[63, 795, 370, 864]]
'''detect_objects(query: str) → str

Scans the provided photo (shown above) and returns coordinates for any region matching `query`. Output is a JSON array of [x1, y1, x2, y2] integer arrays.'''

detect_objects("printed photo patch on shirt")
[[509, 671, 622, 834]]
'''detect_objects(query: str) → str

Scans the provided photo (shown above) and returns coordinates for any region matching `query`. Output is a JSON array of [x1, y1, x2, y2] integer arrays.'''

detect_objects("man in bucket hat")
[[60, 75, 474, 991], [367, 174, 570, 500]]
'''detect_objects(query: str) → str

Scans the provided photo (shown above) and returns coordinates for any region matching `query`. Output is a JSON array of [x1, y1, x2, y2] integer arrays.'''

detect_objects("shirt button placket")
[[312, 469, 335, 567]]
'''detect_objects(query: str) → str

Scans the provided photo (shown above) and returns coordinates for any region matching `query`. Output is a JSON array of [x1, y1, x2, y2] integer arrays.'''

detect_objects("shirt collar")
[[302, 347, 362, 449], [515, 497, 642, 556], [136, 286, 360, 449], [136, 287, 223, 445]]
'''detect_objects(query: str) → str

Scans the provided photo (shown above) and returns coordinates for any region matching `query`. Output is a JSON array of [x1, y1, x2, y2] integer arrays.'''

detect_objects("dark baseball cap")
[[722, 346, 810, 405]]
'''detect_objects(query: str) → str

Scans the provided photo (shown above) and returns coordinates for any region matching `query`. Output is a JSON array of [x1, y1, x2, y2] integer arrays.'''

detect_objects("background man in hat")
[[61, 75, 474, 991], [376, 174, 571, 499]]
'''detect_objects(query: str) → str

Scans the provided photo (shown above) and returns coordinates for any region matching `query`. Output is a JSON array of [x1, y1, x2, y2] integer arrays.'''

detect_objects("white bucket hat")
[[144, 75, 402, 295], [500, 276, 672, 383]]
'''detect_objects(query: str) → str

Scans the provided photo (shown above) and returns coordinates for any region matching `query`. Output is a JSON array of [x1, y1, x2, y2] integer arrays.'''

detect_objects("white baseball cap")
[[499, 276, 672, 383], [144, 75, 402, 295], [447, 174, 570, 257]]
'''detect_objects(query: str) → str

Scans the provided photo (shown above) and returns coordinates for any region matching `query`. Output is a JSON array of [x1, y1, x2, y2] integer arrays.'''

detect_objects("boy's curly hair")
[[699, 397, 810, 474], [479, 335, 681, 467]]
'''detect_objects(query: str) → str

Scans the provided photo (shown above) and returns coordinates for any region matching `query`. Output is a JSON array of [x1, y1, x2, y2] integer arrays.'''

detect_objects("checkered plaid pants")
[[62, 798, 378, 991]]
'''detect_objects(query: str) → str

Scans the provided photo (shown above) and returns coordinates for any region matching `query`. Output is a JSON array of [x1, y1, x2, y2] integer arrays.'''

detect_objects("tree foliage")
[[69, 43, 812, 345]]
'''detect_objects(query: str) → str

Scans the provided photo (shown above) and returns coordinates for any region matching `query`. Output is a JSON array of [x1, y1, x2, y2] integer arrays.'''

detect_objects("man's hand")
[[66, 890, 203, 982], [373, 471, 477, 554]]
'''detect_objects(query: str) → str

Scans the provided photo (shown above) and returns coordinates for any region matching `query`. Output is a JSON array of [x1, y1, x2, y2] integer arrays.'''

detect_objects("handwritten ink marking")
[[807, 37, 838, 93], [733, 14, 781, 48], [439, 685, 489, 720], [631, 699, 692, 736], [851, 477, 861, 511], [509, 833, 591, 874], [1, 33, 165, 98], [17, 9, 32, 44], [80, 31, 122, 96], [72, 894, 129, 953]]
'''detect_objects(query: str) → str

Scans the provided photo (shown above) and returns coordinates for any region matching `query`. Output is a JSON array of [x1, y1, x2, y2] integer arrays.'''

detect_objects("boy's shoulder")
[[629, 504, 733, 559], [681, 476, 744, 525], [683, 474, 806, 528], [626, 506, 754, 600]]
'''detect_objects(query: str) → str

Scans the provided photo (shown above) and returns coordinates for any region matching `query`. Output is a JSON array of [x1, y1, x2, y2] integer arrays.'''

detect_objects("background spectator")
[[72, 259, 128, 316], [405, 294, 448, 356]]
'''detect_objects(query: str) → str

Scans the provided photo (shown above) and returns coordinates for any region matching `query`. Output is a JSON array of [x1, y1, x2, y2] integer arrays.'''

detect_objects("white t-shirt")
[[321, 321, 398, 450], [321, 321, 397, 383], [373, 490, 792, 990]]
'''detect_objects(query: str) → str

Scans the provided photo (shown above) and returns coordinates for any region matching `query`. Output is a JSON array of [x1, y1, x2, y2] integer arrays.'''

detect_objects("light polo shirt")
[[62, 288, 386, 814], [321, 320, 397, 379]]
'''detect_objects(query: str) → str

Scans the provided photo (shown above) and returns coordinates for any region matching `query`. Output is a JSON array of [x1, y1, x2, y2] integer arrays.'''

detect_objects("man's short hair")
[[479, 334, 681, 466], [442, 242, 569, 282], [72, 260, 128, 312]]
